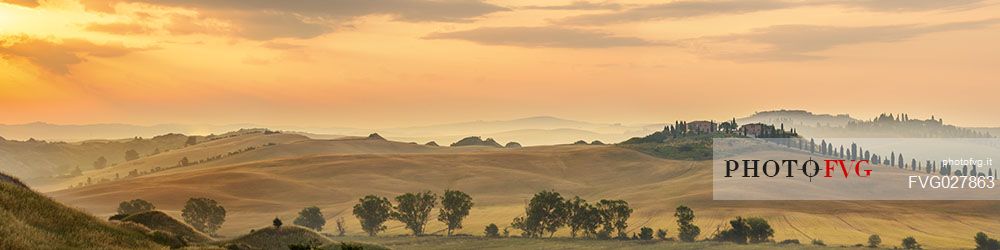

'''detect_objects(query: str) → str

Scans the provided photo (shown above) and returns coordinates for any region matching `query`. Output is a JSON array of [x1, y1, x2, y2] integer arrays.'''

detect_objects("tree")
[[675, 205, 700, 242], [293, 206, 326, 231], [656, 229, 668, 240], [438, 190, 473, 236], [181, 197, 226, 234], [335, 217, 347, 236], [902, 236, 921, 249], [352, 195, 392, 236], [273, 217, 283, 228], [976, 232, 1000, 250], [394, 191, 437, 235], [639, 227, 654, 240], [715, 217, 751, 244], [93, 156, 108, 169], [125, 149, 140, 161], [485, 223, 500, 237], [565, 197, 600, 238], [511, 190, 567, 238], [596, 199, 632, 239], [868, 234, 882, 248], [745, 217, 774, 243], [117, 199, 155, 215]]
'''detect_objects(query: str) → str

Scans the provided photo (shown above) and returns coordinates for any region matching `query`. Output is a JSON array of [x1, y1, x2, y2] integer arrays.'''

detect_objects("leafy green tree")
[[639, 227, 654, 240], [902, 236, 921, 249], [675, 205, 700, 242], [125, 149, 140, 161], [596, 199, 632, 239], [293, 206, 326, 231], [484, 223, 500, 237], [511, 190, 566, 238], [868, 234, 882, 248], [181, 197, 226, 234], [352, 195, 392, 236], [975, 232, 1000, 250], [438, 190, 473, 236], [393, 191, 437, 235], [565, 196, 600, 238], [117, 199, 155, 215]]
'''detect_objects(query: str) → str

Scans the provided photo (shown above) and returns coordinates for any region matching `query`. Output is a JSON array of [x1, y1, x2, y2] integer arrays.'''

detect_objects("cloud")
[[560, 0, 800, 24], [521, 1, 623, 11], [559, 0, 990, 25], [85, 22, 156, 35], [71, 0, 509, 40], [0, 36, 141, 74], [0, 0, 39, 7], [699, 18, 1000, 61], [424, 26, 665, 48]]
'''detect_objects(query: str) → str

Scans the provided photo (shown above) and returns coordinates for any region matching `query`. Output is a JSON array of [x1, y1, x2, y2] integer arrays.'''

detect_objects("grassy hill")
[[45, 140, 1000, 248], [0, 173, 164, 249], [119, 210, 213, 243]]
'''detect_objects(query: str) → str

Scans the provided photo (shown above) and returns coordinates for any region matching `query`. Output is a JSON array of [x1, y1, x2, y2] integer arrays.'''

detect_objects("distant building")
[[739, 123, 768, 137], [688, 120, 717, 134]]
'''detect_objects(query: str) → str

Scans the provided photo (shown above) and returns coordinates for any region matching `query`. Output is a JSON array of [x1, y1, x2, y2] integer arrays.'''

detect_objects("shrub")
[[293, 206, 325, 231], [639, 227, 654, 240], [976, 232, 1000, 250], [485, 223, 500, 237], [656, 229, 668, 240], [902, 236, 921, 249], [868, 234, 882, 248], [117, 199, 155, 215], [181, 197, 226, 234], [779, 239, 800, 245], [811, 239, 826, 246], [273, 217, 283, 228]]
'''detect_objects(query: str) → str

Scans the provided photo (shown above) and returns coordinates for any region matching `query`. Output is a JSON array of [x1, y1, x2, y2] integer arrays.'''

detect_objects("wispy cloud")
[[0, 36, 143, 74], [696, 18, 1000, 61], [559, 0, 990, 25], [424, 26, 667, 48], [521, 1, 623, 11]]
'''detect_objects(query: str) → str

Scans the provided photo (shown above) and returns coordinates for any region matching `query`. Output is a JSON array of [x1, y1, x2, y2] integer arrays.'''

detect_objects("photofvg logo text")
[[724, 159, 872, 181], [712, 138, 1000, 200]]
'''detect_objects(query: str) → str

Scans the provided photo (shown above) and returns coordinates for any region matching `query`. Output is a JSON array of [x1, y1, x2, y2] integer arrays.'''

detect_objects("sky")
[[1, 0, 999, 128]]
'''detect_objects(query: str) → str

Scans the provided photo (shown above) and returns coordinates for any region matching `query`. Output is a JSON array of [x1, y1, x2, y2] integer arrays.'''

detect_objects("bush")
[[811, 239, 826, 246], [778, 239, 800, 245], [868, 234, 881, 248], [656, 229, 668, 240], [485, 223, 500, 237], [902, 236, 921, 249], [639, 227, 654, 240], [714, 217, 773, 244], [976, 232, 1000, 250], [117, 199, 155, 215]]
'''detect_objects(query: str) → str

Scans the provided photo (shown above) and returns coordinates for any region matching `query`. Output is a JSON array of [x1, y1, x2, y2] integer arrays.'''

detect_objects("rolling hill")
[[45, 139, 1000, 248]]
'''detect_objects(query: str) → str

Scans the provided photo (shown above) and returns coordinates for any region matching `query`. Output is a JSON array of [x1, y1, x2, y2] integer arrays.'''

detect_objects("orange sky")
[[1, 0, 999, 128]]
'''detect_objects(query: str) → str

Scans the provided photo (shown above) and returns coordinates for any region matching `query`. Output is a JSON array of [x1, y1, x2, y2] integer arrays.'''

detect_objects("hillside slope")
[[0, 173, 164, 249]]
